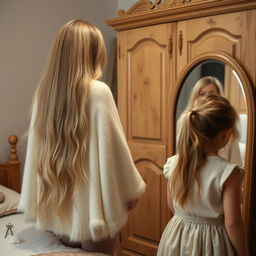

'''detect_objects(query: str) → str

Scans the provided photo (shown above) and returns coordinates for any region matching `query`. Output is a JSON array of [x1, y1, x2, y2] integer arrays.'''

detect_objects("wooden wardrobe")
[[106, 1, 256, 255]]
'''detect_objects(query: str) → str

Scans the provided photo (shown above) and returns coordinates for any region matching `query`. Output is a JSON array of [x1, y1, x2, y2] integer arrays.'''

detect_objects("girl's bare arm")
[[223, 167, 248, 256]]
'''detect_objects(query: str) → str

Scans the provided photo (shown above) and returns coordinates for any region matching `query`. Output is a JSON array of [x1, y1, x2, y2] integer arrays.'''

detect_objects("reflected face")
[[199, 83, 219, 97]]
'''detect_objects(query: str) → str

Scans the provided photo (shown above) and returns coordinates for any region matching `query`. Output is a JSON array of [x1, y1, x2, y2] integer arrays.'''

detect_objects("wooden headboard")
[[0, 135, 21, 192]]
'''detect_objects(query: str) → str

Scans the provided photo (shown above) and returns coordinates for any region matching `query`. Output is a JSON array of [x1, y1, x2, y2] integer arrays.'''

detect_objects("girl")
[[158, 94, 248, 256], [177, 76, 243, 167], [18, 20, 146, 256]]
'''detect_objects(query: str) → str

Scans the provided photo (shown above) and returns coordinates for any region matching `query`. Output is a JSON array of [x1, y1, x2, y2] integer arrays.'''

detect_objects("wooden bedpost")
[[7, 135, 21, 192], [8, 135, 19, 162]]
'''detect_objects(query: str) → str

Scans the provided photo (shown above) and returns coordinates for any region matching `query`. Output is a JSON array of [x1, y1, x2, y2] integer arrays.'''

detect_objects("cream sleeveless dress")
[[157, 155, 238, 256]]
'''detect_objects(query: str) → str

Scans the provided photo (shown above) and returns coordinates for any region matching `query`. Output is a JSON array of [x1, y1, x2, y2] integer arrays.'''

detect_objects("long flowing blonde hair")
[[32, 19, 106, 225], [170, 94, 238, 207]]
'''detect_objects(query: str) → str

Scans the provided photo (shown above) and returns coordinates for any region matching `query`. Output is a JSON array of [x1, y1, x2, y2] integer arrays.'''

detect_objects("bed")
[[0, 135, 109, 256]]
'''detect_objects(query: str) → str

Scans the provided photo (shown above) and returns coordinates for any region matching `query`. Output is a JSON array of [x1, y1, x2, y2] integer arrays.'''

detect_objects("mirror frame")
[[167, 51, 256, 240]]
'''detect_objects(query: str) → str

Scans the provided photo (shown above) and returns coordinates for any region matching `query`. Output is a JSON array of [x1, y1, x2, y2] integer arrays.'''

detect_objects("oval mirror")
[[169, 53, 255, 242], [176, 59, 247, 167]]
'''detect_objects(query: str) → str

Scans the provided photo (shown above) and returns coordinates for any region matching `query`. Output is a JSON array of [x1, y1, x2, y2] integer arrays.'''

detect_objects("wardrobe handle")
[[168, 35, 173, 59], [179, 30, 183, 56]]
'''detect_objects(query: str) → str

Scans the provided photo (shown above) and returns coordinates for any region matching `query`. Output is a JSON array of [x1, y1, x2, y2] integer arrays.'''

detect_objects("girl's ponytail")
[[169, 94, 238, 207]]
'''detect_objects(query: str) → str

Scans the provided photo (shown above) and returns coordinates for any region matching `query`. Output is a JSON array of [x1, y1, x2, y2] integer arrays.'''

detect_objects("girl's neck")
[[204, 130, 229, 156], [204, 148, 219, 156], [204, 140, 219, 156]]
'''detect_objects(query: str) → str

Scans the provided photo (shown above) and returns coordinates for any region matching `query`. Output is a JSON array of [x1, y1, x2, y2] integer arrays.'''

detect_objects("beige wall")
[[118, 0, 137, 10], [0, 0, 117, 166]]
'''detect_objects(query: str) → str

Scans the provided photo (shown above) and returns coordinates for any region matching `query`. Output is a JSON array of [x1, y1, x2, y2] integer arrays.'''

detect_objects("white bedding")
[[0, 213, 109, 256]]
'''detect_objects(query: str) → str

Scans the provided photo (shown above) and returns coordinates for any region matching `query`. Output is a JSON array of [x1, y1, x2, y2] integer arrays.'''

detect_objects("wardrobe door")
[[117, 23, 174, 256], [175, 9, 256, 242]]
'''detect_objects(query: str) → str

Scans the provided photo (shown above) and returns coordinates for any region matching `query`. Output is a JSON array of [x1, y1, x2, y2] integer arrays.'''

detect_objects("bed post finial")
[[8, 135, 19, 163]]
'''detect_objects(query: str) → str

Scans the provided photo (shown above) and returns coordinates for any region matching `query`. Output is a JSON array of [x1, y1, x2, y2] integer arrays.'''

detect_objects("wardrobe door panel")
[[241, 9, 256, 85], [129, 42, 163, 140], [177, 11, 243, 74], [118, 23, 174, 256]]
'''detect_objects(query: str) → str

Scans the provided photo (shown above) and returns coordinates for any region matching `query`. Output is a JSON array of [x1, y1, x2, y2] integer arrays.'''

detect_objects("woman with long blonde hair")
[[158, 94, 248, 256], [184, 76, 224, 110], [177, 76, 243, 167], [18, 19, 146, 255]]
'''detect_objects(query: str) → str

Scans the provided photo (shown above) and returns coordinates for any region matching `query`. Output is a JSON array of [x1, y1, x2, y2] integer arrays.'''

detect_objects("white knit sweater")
[[18, 80, 146, 242]]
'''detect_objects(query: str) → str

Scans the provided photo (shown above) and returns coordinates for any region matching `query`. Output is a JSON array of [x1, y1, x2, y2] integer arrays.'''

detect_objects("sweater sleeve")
[[17, 104, 38, 221], [87, 81, 146, 239]]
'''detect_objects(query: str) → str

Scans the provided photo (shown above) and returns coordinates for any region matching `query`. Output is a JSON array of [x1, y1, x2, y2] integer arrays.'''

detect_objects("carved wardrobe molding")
[[108, 0, 256, 30]]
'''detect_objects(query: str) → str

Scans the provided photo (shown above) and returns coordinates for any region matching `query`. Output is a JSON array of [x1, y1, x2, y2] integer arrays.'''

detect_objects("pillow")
[[0, 185, 20, 216], [33, 252, 109, 256]]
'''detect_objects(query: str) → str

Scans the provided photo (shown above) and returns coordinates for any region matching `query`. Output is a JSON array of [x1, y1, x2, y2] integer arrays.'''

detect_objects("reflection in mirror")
[[176, 60, 247, 167]]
